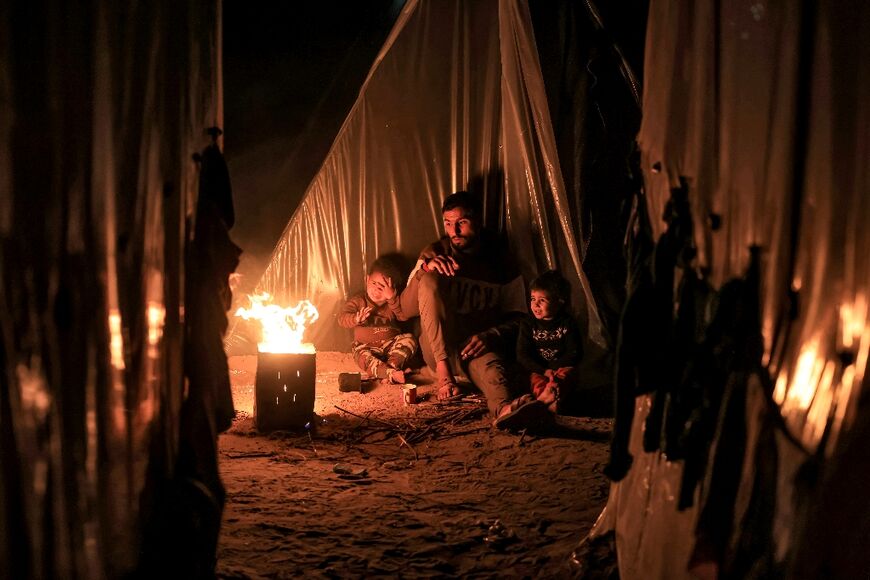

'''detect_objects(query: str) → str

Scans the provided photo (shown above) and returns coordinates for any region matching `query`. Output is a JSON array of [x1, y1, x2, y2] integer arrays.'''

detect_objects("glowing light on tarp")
[[235, 292, 319, 354], [803, 360, 836, 446], [147, 302, 165, 348], [773, 371, 789, 405], [829, 364, 857, 450], [782, 341, 825, 413], [775, 296, 870, 450], [17, 362, 51, 422], [109, 310, 125, 370], [839, 295, 868, 351]]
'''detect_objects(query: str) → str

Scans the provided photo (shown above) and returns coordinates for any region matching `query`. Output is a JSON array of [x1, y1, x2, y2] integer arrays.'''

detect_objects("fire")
[[235, 292, 319, 354]]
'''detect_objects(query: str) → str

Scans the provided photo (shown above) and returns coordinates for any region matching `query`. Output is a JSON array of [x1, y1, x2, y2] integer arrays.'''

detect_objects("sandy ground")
[[216, 352, 613, 579]]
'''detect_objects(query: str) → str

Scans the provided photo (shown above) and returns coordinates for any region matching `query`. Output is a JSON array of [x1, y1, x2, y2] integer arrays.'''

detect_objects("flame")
[[235, 292, 319, 353]]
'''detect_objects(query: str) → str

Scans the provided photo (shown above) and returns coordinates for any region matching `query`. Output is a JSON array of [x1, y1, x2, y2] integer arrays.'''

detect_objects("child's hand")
[[544, 369, 555, 379], [380, 276, 397, 301], [354, 306, 373, 325]]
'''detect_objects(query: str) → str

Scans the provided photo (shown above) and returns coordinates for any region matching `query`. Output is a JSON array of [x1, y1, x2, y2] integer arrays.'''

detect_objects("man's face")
[[442, 207, 478, 251]]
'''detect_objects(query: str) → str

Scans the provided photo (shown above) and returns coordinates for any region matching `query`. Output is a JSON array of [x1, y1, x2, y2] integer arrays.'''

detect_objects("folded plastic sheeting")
[[253, 0, 604, 352], [606, 0, 870, 578], [0, 1, 221, 577], [589, 396, 697, 578]]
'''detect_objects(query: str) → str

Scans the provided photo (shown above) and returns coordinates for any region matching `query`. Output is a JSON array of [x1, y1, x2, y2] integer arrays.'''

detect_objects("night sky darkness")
[[223, 1, 403, 293]]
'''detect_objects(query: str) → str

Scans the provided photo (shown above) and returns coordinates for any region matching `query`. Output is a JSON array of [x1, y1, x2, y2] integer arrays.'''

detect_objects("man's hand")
[[354, 305, 373, 325], [425, 255, 460, 276], [460, 333, 489, 360]]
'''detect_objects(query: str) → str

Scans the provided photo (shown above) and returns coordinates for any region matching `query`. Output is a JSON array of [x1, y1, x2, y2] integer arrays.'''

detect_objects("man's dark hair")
[[530, 270, 572, 306], [441, 190, 482, 218], [369, 256, 405, 290]]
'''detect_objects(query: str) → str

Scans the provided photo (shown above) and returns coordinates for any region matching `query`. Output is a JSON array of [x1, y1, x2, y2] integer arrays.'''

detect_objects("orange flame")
[[235, 292, 319, 353]]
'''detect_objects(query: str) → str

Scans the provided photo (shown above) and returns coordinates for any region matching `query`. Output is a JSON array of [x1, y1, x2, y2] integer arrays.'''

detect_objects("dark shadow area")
[[223, 1, 403, 294], [530, 0, 647, 341]]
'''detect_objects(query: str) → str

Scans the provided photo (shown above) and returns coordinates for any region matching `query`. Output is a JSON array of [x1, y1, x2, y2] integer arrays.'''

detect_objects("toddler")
[[338, 256, 418, 384], [516, 270, 582, 412]]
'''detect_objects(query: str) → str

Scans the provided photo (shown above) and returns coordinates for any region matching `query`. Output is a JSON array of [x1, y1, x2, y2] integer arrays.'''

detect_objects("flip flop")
[[494, 398, 552, 431]]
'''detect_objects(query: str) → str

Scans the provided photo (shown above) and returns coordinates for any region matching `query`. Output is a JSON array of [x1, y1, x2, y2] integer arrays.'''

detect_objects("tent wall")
[[0, 1, 221, 576], [529, 0, 646, 339], [598, 0, 870, 577], [254, 0, 603, 352]]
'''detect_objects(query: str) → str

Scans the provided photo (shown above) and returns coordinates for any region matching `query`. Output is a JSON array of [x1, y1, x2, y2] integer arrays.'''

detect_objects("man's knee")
[[468, 352, 508, 386], [467, 352, 511, 415]]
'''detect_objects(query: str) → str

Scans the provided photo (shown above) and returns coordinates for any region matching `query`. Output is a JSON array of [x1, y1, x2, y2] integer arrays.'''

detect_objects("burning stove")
[[254, 351, 316, 432], [235, 293, 319, 432]]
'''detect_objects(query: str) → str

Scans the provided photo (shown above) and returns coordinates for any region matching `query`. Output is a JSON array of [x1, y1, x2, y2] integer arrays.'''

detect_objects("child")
[[338, 256, 418, 384], [516, 270, 582, 413]]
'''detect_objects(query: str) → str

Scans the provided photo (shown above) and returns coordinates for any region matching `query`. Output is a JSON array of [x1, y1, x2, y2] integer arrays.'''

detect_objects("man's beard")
[[450, 235, 477, 252]]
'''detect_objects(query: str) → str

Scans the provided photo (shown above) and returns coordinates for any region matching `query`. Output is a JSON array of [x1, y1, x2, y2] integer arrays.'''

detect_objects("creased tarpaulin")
[[249, 0, 605, 352], [597, 0, 870, 578], [0, 1, 221, 577], [137, 140, 240, 577]]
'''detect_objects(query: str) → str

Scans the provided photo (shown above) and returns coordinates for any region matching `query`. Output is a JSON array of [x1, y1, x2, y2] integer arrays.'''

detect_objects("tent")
[[0, 1, 224, 577], [587, 1, 870, 578], [249, 0, 870, 577], [4, 0, 869, 577], [245, 0, 639, 356]]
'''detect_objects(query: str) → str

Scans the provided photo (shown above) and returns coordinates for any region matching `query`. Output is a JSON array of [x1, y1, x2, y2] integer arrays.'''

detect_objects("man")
[[399, 191, 534, 426]]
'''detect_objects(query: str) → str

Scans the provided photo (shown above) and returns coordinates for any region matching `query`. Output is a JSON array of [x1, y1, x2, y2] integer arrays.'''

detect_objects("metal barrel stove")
[[254, 351, 316, 432]]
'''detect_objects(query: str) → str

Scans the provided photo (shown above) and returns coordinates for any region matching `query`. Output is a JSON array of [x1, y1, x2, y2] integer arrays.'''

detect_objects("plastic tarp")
[[594, 0, 870, 578], [0, 1, 221, 577], [251, 0, 604, 352]]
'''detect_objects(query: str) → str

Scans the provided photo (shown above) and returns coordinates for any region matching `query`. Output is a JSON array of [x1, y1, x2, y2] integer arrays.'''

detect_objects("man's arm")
[[459, 273, 526, 360], [386, 295, 409, 322]]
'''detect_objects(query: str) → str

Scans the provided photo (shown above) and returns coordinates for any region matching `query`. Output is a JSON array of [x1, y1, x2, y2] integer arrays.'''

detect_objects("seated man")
[[398, 191, 531, 426]]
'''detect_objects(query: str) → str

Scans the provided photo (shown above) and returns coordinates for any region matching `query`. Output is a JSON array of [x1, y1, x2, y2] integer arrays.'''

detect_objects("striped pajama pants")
[[351, 333, 418, 379]]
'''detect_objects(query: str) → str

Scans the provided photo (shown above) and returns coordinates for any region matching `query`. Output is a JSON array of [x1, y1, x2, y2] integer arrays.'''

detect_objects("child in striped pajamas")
[[338, 256, 418, 384]]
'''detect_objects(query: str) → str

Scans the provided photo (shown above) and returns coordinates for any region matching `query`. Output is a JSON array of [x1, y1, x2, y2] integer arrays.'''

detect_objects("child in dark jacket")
[[516, 270, 582, 413], [338, 256, 418, 384]]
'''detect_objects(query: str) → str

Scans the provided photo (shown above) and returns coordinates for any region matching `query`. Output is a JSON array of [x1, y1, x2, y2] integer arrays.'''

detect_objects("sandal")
[[494, 396, 552, 431]]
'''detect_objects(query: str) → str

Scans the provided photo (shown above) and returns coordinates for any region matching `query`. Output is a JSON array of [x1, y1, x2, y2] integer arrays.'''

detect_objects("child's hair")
[[530, 270, 571, 307], [369, 256, 405, 291]]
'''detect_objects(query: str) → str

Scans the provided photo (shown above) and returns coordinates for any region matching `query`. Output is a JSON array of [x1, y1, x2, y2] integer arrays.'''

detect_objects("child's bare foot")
[[537, 384, 557, 406], [388, 369, 406, 384]]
